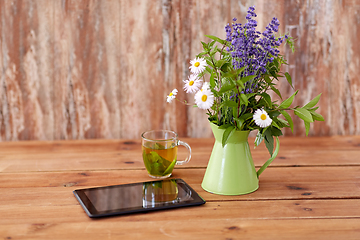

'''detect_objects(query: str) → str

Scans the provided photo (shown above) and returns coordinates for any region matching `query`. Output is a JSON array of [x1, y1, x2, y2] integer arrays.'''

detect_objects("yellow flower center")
[[194, 62, 200, 67], [169, 92, 173, 96], [201, 94, 207, 102], [189, 80, 194, 86], [260, 114, 267, 120]]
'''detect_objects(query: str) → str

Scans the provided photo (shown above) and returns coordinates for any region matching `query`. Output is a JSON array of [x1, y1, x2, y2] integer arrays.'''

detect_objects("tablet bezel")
[[73, 178, 206, 218]]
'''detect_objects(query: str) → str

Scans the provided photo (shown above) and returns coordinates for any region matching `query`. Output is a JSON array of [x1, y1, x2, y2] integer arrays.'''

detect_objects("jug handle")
[[256, 136, 280, 178]]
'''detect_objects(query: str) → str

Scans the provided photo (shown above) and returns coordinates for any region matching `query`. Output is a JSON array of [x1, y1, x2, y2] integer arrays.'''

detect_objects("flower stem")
[[175, 98, 193, 106]]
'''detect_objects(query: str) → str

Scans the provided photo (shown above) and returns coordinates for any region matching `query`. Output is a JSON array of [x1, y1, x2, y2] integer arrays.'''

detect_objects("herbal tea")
[[142, 144, 178, 177], [141, 130, 191, 178]]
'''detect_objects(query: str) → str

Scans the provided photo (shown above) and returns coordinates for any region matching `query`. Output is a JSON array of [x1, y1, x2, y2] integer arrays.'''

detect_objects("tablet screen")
[[73, 178, 205, 218]]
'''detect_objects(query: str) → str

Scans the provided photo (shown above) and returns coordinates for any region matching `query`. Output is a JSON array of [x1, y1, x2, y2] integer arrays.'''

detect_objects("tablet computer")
[[73, 178, 206, 218]]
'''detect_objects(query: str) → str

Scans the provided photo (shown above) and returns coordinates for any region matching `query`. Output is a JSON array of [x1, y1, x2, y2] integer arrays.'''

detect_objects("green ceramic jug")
[[201, 122, 280, 195]]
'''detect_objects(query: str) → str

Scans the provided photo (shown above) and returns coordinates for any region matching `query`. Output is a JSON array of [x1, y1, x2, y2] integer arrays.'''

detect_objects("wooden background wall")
[[0, 0, 359, 141]]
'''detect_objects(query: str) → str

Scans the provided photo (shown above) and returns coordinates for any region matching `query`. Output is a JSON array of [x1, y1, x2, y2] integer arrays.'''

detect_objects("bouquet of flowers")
[[167, 6, 324, 156]]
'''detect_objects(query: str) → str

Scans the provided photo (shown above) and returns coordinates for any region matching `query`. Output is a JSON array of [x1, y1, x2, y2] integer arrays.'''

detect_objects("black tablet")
[[73, 178, 206, 218]]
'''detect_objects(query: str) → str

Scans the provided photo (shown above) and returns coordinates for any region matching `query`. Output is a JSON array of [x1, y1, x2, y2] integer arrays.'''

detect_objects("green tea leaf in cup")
[[152, 162, 165, 176], [163, 158, 177, 176], [142, 150, 152, 171], [154, 143, 166, 150]]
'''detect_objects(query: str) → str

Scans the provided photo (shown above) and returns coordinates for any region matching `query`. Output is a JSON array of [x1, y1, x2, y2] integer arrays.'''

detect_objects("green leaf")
[[264, 129, 274, 156], [304, 121, 310, 136], [309, 106, 319, 111], [294, 108, 314, 122], [279, 90, 298, 109], [209, 46, 218, 58], [201, 41, 208, 50], [222, 67, 246, 80], [142, 150, 152, 172], [284, 72, 293, 89], [163, 159, 177, 176], [264, 75, 273, 84], [246, 93, 256, 100], [221, 62, 231, 72], [270, 86, 282, 99], [222, 71, 239, 80], [210, 72, 215, 88], [205, 58, 215, 68], [218, 83, 235, 94], [205, 35, 227, 45], [309, 111, 325, 121], [273, 58, 280, 71], [154, 143, 166, 150], [268, 111, 280, 119], [145, 151, 169, 176], [269, 69, 280, 80], [221, 100, 238, 108], [218, 123, 232, 129], [222, 126, 236, 147], [205, 66, 212, 73], [197, 52, 206, 58], [240, 94, 248, 106], [277, 117, 289, 127], [209, 40, 216, 48], [269, 126, 283, 137], [215, 59, 227, 68], [260, 92, 272, 108], [271, 120, 281, 129], [236, 66, 246, 75], [303, 93, 322, 109], [234, 117, 244, 129], [238, 112, 253, 121], [232, 106, 238, 119], [238, 75, 256, 85], [280, 110, 294, 132]]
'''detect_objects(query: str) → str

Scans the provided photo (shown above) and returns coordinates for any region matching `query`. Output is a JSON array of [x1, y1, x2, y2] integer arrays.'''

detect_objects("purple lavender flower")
[[225, 6, 286, 91]]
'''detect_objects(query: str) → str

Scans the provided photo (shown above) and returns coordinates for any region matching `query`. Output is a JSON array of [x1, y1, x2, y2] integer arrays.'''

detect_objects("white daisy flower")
[[183, 75, 203, 93], [167, 89, 178, 103], [189, 57, 207, 74], [194, 89, 214, 110], [201, 82, 210, 91], [253, 109, 272, 128]]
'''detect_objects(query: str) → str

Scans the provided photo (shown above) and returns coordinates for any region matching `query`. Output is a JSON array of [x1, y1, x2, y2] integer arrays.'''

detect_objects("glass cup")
[[141, 130, 191, 179], [142, 179, 179, 208]]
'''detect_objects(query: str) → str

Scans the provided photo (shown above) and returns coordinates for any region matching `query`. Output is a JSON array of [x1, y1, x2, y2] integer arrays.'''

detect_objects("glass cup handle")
[[176, 140, 192, 165]]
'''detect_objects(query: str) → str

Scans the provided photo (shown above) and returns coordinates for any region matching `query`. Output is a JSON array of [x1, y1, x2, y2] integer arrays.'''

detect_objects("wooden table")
[[1, 136, 360, 239]]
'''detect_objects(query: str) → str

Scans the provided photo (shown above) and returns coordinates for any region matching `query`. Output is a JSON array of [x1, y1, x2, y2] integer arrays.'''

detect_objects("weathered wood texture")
[[0, 0, 359, 141], [0, 137, 360, 239]]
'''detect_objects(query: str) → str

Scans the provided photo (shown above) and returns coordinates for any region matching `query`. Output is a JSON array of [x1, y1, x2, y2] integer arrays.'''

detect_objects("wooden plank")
[[0, 136, 359, 239], [282, 0, 360, 136], [0, 0, 54, 141], [0, 137, 359, 173], [1, 167, 360, 201], [1, 198, 360, 224], [1, 1, 360, 140], [53, 0, 121, 140], [118, 0, 173, 137], [4, 148, 360, 173], [0, 136, 359, 154], [0, 218, 359, 240]]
